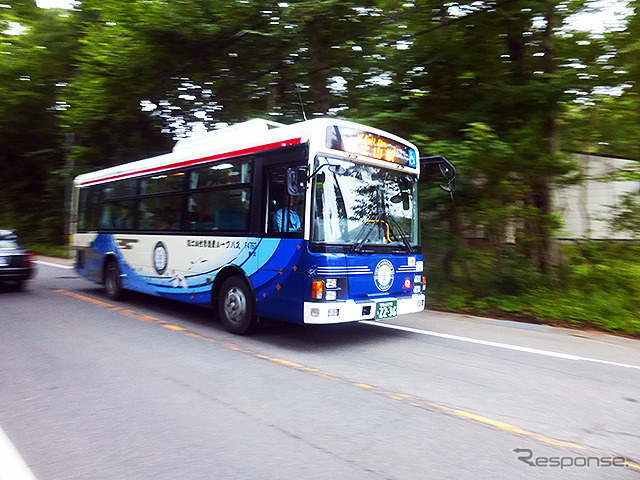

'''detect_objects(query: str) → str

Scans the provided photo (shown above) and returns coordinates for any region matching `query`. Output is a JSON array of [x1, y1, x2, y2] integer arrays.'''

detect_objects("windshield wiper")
[[352, 211, 384, 253], [386, 214, 414, 254], [352, 212, 414, 254]]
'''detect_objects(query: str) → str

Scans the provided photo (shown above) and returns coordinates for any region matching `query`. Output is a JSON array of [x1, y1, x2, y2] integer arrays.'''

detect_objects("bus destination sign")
[[326, 126, 417, 168]]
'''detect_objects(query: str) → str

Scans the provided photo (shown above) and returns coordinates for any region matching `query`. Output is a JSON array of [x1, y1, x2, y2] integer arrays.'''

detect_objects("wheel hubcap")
[[223, 287, 247, 324]]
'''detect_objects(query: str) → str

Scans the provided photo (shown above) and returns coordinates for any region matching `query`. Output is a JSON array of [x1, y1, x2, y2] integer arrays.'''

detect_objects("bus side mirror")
[[420, 156, 456, 197], [390, 192, 410, 210], [287, 167, 307, 196]]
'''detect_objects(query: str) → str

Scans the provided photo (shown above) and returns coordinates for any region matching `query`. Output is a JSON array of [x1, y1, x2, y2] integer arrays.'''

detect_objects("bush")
[[427, 241, 640, 337]]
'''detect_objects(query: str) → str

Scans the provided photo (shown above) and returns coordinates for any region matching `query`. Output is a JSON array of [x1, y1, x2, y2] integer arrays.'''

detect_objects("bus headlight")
[[325, 290, 337, 301]]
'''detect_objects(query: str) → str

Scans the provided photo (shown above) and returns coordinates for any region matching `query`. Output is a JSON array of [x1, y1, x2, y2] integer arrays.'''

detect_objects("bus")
[[71, 118, 455, 334]]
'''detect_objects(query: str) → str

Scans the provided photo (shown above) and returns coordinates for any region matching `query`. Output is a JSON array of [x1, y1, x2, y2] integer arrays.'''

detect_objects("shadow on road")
[[0, 280, 28, 293], [71, 285, 412, 352]]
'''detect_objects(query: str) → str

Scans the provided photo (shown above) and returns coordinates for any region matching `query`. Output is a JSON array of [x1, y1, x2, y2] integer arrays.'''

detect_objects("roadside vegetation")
[[424, 242, 640, 337], [28, 243, 69, 259]]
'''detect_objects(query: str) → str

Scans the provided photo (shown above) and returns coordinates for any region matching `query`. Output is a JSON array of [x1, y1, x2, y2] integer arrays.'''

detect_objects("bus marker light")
[[312, 280, 324, 299]]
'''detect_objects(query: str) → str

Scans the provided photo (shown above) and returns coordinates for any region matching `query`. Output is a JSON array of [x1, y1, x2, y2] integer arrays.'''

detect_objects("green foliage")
[[609, 193, 640, 237], [0, 6, 77, 243], [429, 242, 640, 336], [563, 95, 640, 160], [27, 243, 70, 258]]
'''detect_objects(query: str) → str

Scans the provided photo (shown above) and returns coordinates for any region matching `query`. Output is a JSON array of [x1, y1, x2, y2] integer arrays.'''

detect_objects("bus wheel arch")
[[212, 267, 258, 335]]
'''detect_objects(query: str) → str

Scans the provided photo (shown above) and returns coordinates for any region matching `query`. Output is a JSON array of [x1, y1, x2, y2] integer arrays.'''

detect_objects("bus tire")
[[104, 259, 124, 301], [218, 276, 256, 335]]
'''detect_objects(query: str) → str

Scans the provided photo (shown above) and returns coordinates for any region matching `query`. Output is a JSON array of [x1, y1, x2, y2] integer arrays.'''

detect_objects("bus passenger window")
[[139, 195, 182, 231], [141, 172, 186, 195], [78, 187, 102, 232], [190, 161, 252, 189], [188, 189, 250, 232], [111, 201, 135, 230]]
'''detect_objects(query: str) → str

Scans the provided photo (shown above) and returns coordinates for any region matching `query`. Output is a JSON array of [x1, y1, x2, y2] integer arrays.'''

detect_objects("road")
[[1, 259, 639, 480]]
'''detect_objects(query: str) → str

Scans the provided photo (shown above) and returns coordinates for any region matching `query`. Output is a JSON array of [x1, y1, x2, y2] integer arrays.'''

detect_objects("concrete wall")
[[552, 153, 640, 240]]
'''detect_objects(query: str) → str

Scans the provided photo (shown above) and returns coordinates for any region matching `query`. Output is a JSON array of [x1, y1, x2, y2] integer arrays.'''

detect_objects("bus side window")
[[266, 166, 303, 235], [111, 201, 135, 230], [138, 196, 182, 231], [188, 189, 250, 232], [99, 205, 114, 229], [216, 189, 250, 231], [78, 187, 102, 231]]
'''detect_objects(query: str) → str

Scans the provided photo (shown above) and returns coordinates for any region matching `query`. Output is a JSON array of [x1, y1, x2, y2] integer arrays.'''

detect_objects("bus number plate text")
[[375, 300, 397, 320]]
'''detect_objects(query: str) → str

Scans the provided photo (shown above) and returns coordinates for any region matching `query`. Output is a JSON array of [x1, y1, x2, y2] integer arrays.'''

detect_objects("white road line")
[[35, 260, 73, 270], [0, 426, 38, 480], [363, 321, 640, 370]]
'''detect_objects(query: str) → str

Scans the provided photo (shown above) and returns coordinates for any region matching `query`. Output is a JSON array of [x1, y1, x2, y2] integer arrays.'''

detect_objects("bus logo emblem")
[[374, 259, 394, 292], [153, 241, 168, 275]]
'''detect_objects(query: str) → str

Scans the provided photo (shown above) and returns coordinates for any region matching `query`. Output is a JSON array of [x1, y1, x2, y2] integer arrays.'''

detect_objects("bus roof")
[[74, 118, 420, 187]]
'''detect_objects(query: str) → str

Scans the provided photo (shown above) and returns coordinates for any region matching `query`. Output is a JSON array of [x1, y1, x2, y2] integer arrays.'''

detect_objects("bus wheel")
[[104, 259, 124, 301], [218, 276, 256, 335]]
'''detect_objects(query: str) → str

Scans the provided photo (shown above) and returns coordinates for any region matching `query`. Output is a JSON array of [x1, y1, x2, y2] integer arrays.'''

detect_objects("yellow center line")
[[56, 290, 114, 308], [56, 288, 640, 471], [626, 460, 640, 471], [162, 324, 187, 331], [355, 383, 375, 389]]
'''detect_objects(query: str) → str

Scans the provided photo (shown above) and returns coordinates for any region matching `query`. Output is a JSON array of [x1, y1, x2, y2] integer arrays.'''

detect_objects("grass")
[[27, 243, 71, 259], [427, 242, 640, 338]]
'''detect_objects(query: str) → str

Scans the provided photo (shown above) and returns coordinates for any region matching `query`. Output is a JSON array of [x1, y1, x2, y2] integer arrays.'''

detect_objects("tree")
[[346, 1, 583, 273], [560, 1, 639, 159], [0, 2, 77, 242]]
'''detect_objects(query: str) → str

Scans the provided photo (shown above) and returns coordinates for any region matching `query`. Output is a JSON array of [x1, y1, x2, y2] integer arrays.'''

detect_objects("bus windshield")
[[311, 156, 419, 249]]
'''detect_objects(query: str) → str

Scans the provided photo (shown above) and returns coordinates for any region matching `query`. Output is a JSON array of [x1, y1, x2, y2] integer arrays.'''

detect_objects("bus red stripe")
[[79, 137, 302, 186]]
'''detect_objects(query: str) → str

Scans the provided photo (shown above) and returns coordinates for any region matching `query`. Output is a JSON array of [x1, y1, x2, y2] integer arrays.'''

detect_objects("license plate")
[[375, 300, 397, 320]]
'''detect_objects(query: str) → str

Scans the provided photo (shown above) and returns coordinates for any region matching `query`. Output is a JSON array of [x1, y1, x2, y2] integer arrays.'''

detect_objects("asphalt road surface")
[[1, 259, 639, 480]]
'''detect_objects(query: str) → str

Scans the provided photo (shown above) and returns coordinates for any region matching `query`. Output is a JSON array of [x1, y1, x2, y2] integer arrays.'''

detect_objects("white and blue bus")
[[71, 118, 454, 334]]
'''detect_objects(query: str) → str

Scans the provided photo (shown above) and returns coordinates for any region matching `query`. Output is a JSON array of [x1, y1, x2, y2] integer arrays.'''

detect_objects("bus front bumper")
[[303, 294, 426, 325]]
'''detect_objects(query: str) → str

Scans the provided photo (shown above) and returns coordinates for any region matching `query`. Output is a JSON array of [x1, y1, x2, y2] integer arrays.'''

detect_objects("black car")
[[0, 230, 35, 289]]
